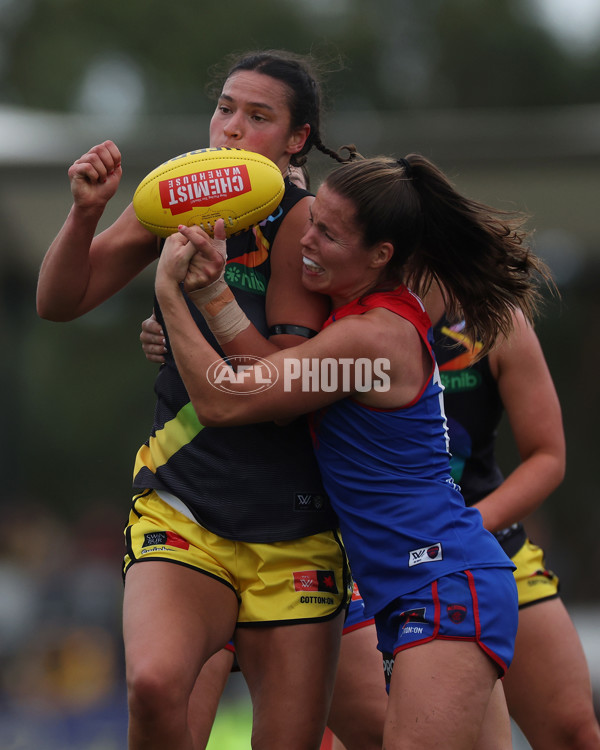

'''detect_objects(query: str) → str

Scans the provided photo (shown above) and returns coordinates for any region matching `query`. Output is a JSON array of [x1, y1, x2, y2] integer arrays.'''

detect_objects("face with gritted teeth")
[[300, 185, 389, 307]]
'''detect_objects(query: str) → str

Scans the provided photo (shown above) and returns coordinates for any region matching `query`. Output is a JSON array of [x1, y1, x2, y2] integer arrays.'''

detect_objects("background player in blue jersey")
[[36, 49, 363, 750], [152, 154, 554, 749]]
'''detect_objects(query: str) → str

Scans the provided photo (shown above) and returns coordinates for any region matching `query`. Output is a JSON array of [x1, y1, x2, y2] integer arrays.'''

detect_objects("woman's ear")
[[287, 123, 311, 154], [370, 241, 394, 269]]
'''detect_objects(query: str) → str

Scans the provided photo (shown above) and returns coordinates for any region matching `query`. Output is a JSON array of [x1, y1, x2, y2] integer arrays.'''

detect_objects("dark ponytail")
[[324, 154, 553, 354]]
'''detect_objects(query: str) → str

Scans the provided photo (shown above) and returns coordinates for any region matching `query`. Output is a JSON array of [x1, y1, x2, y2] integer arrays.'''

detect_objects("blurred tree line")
[[2, 0, 600, 115], [2, 0, 600, 601]]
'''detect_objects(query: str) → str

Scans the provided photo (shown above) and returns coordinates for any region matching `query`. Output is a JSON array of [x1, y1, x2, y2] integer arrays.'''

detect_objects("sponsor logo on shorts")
[[294, 493, 326, 512], [299, 595, 335, 605], [351, 582, 363, 601], [382, 651, 395, 684], [142, 531, 190, 551], [527, 569, 556, 586], [398, 607, 428, 635], [401, 625, 425, 634], [447, 603, 468, 623], [293, 570, 338, 594], [408, 543, 443, 567], [399, 607, 427, 626]]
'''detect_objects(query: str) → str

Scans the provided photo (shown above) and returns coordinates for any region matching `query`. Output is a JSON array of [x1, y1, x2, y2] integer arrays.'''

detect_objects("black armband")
[[268, 324, 319, 339]]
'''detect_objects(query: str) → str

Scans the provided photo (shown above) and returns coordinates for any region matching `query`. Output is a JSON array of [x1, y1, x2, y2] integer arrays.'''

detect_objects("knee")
[[126, 661, 189, 721], [563, 714, 600, 750], [549, 707, 600, 750]]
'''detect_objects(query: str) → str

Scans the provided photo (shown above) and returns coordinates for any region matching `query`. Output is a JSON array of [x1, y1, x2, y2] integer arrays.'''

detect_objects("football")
[[132, 147, 285, 238]]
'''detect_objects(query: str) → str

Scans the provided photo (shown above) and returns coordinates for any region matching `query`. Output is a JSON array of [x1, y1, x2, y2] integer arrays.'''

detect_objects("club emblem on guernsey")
[[142, 531, 190, 550], [293, 570, 338, 594], [447, 604, 468, 623], [408, 543, 443, 567]]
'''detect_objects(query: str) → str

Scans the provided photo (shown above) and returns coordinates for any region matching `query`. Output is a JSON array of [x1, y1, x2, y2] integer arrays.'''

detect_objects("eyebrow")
[[309, 206, 333, 235], [219, 93, 276, 112]]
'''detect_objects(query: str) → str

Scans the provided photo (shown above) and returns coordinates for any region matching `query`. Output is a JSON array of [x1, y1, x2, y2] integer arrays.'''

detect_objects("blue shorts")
[[375, 568, 518, 688]]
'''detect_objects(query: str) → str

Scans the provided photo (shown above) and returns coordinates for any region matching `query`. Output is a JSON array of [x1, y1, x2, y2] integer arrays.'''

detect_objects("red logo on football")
[[159, 164, 251, 215]]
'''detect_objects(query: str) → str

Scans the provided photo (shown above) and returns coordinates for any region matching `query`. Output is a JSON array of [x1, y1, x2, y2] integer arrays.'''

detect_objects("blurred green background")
[[1, 0, 599, 747]]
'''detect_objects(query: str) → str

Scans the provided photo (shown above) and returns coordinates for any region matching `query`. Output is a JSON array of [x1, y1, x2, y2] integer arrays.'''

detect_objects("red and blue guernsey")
[[310, 287, 514, 618]]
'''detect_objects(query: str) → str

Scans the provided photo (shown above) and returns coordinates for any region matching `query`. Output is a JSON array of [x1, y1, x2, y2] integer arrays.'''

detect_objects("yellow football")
[[133, 147, 285, 238]]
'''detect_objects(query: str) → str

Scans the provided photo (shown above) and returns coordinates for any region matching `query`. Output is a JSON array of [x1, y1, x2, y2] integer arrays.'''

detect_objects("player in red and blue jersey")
[[153, 154, 553, 748]]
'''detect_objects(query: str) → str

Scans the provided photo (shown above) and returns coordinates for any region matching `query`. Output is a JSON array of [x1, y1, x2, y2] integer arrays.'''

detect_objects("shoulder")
[[325, 306, 423, 360], [488, 309, 543, 379], [267, 182, 313, 248], [278, 180, 313, 222]]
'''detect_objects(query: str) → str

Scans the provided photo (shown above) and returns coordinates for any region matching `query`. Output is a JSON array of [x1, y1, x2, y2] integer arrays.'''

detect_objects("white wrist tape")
[[188, 281, 250, 344]]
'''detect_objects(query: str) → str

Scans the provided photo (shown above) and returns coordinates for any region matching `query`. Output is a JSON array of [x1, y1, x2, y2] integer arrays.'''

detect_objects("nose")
[[300, 222, 314, 248], [224, 112, 243, 140]]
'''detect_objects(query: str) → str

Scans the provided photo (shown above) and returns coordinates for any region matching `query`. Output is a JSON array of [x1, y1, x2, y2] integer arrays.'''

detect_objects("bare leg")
[[325, 624, 386, 750], [236, 614, 344, 750], [473, 680, 513, 750], [123, 561, 238, 750], [384, 640, 508, 750], [504, 598, 600, 749], [188, 649, 235, 749]]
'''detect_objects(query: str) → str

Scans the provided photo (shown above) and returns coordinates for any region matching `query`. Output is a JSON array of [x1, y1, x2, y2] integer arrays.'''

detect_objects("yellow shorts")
[[124, 490, 352, 626], [512, 537, 560, 608]]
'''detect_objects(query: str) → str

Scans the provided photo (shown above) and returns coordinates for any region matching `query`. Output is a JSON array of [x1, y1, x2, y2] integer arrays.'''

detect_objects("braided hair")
[[208, 49, 357, 166]]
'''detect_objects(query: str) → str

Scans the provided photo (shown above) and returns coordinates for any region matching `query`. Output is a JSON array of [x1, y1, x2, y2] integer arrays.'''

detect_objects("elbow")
[[36, 299, 76, 322], [36, 297, 57, 321], [192, 399, 239, 428], [36, 289, 77, 322], [545, 449, 567, 493], [555, 439, 567, 485], [555, 455, 567, 487]]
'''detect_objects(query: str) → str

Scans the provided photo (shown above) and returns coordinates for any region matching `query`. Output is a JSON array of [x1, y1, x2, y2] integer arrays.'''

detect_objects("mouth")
[[302, 255, 324, 274]]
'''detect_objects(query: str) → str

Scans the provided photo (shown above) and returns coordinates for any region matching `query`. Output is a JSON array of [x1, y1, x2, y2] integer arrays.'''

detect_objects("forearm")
[[159, 286, 270, 425], [160, 287, 223, 398], [36, 203, 105, 321], [473, 451, 565, 532], [188, 284, 287, 358]]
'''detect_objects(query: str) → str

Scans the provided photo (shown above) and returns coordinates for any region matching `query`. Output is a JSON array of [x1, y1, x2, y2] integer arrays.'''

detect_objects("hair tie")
[[397, 157, 412, 178]]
